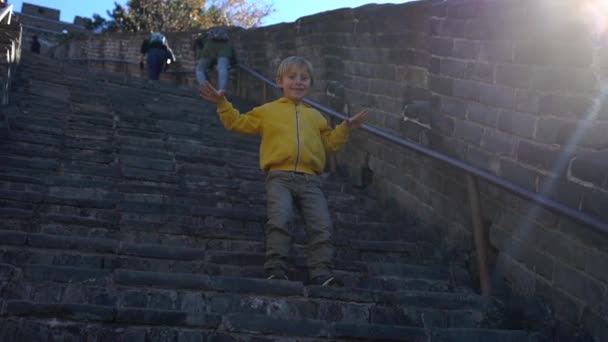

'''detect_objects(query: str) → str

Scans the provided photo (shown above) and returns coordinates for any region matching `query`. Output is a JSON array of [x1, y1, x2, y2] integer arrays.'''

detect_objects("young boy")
[[199, 56, 370, 286]]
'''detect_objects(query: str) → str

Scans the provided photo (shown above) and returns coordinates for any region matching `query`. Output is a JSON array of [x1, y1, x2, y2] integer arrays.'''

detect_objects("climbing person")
[[140, 32, 176, 81], [199, 56, 371, 287], [193, 26, 236, 92]]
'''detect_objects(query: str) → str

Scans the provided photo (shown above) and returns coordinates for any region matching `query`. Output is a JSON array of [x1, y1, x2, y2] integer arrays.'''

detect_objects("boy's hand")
[[199, 81, 225, 104], [346, 110, 371, 129]]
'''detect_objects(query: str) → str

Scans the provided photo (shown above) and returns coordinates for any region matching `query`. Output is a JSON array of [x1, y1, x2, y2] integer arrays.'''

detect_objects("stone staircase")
[[0, 52, 539, 341]]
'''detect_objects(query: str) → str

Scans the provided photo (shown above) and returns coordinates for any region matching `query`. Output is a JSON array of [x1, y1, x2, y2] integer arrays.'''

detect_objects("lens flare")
[[582, 0, 608, 39]]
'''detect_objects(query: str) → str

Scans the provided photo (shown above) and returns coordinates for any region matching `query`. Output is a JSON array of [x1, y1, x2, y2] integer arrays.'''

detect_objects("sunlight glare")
[[582, 0, 608, 38]]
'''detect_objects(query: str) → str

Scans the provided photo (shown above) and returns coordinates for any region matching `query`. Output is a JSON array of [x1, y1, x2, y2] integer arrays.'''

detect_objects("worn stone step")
[[0, 230, 207, 261], [0, 235, 453, 286], [0, 316, 342, 342], [0, 309, 538, 342], [221, 313, 536, 341], [1, 300, 222, 329], [0, 226, 439, 263], [0, 181, 381, 225], [5, 279, 486, 330], [4, 267, 488, 329]]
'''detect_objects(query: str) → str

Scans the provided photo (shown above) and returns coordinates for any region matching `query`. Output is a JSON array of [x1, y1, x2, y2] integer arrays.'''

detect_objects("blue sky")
[[11, 0, 412, 26]]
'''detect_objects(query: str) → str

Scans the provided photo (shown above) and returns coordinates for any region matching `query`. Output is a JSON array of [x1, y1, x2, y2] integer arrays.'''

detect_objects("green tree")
[[89, 0, 273, 32]]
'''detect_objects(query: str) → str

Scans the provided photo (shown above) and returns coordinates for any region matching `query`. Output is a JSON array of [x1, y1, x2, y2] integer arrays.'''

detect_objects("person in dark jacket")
[[30, 35, 41, 54], [140, 32, 176, 81]]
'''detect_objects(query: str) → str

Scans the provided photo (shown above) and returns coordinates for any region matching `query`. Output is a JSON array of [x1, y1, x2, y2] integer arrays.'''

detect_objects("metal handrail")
[[0, 5, 13, 25], [236, 63, 608, 235]]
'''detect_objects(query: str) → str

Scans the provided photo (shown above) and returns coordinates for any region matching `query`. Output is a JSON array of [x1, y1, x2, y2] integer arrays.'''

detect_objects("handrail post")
[[328, 116, 337, 174], [467, 174, 491, 296], [236, 68, 241, 97], [262, 82, 267, 103]]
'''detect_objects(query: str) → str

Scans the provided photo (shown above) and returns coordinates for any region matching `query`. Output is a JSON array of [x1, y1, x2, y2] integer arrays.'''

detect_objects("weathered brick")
[[517, 140, 562, 171], [538, 229, 586, 270], [452, 79, 481, 101], [492, 252, 537, 296], [545, 179, 584, 210], [467, 102, 499, 127], [431, 37, 454, 57], [453, 119, 484, 144], [438, 96, 467, 118], [479, 84, 515, 109], [465, 145, 498, 173], [480, 41, 514, 63], [581, 190, 608, 222], [515, 89, 542, 113], [467, 62, 493, 83], [431, 112, 455, 136], [429, 75, 453, 96], [514, 41, 593, 67], [498, 158, 538, 191], [509, 239, 555, 280], [581, 308, 608, 342], [439, 19, 467, 38], [446, 2, 478, 19], [430, 57, 441, 74], [453, 39, 480, 60], [570, 152, 608, 187], [531, 68, 597, 94], [536, 279, 582, 323], [495, 64, 533, 89], [554, 263, 604, 312], [480, 129, 516, 156], [498, 110, 536, 138], [579, 121, 608, 149], [535, 117, 566, 144]]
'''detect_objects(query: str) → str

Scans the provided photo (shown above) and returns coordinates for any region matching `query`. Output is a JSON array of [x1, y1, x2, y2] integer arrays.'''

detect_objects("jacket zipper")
[[294, 103, 301, 172]]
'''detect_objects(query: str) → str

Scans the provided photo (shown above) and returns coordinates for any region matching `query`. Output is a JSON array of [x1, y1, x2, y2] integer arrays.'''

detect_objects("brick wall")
[[49, 0, 608, 339]]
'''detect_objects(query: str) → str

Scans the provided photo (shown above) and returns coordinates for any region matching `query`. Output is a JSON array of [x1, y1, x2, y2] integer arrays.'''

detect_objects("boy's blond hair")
[[276, 56, 314, 86]]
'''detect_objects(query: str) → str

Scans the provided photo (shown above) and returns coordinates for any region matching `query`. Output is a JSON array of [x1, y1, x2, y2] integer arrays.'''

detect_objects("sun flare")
[[582, 0, 608, 38]]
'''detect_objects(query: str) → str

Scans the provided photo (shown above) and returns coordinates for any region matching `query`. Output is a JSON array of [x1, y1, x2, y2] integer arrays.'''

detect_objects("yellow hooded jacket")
[[217, 96, 350, 175]]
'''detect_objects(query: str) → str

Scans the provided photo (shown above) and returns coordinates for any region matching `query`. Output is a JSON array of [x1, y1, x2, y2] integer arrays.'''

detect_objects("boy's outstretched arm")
[[345, 110, 371, 129], [199, 81, 226, 104], [322, 110, 371, 153], [198, 81, 261, 135]]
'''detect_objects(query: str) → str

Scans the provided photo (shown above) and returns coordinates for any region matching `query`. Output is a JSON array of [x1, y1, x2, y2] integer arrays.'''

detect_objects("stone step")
[[0, 243, 444, 284], [3, 265, 487, 327], [11, 265, 467, 303], [0, 301, 537, 341], [0, 200, 430, 245], [0, 231, 453, 281]]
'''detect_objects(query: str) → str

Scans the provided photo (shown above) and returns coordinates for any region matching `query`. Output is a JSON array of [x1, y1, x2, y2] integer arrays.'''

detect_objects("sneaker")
[[310, 275, 343, 287], [266, 273, 289, 280]]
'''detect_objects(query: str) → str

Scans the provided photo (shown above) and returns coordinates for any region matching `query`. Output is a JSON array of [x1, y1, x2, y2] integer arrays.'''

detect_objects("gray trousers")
[[264, 171, 334, 279], [196, 56, 230, 90]]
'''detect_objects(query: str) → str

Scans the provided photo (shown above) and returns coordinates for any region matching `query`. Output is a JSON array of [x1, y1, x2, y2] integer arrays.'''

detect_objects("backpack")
[[207, 27, 229, 41], [150, 32, 166, 44]]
